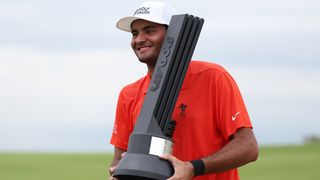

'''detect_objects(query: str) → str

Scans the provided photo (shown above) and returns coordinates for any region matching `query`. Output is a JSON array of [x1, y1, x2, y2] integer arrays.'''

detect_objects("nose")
[[134, 32, 147, 43]]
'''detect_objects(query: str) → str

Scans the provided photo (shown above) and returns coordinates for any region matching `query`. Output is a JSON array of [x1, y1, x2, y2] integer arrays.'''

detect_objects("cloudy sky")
[[0, 0, 319, 152]]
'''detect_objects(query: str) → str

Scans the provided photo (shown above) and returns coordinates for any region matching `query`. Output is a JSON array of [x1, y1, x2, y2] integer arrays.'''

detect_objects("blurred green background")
[[1, 144, 319, 180]]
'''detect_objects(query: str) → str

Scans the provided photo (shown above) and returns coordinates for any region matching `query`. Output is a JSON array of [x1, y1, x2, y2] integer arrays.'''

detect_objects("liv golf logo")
[[133, 7, 150, 16]]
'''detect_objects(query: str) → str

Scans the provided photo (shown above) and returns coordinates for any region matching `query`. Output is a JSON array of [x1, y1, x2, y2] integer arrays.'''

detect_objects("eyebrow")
[[143, 25, 157, 30], [131, 25, 158, 33]]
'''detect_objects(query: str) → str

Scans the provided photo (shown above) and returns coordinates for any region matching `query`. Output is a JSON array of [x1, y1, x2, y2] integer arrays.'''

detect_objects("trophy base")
[[113, 153, 173, 180]]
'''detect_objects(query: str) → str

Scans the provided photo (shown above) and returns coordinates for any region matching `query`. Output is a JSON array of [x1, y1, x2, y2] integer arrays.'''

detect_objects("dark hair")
[[130, 19, 169, 31]]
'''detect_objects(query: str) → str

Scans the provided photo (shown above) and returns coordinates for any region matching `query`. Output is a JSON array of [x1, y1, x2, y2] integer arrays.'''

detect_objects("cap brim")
[[116, 16, 141, 32]]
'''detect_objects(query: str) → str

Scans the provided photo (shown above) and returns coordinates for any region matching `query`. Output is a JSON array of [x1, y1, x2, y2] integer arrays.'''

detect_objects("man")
[[109, 1, 258, 180]]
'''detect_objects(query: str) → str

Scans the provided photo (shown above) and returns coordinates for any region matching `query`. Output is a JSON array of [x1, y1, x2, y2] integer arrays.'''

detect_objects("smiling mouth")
[[138, 46, 151, 51]]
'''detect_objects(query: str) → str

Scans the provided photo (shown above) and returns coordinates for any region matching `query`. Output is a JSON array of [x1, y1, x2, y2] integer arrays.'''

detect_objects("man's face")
[[130, 20, 167, 66]]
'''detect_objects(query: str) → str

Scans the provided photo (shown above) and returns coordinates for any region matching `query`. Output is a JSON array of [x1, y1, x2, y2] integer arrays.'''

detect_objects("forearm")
[[109, 147, 126, 176], [110, 147, 125, 165], [110, 157, 120, 168], [202, 128, 259, 174]]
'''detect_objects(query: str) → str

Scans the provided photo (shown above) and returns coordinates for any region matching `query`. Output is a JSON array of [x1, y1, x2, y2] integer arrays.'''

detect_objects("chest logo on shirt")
[[232, 111, 241, 121], [179, 103, 187, 119]]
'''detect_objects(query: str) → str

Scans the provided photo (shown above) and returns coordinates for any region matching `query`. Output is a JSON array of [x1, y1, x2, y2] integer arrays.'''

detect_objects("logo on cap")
[[133, 7, 150, 16]]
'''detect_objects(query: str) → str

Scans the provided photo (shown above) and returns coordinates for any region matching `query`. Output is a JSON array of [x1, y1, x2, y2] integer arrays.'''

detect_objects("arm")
[[109, 147, 126, 179], [161, 127, 259, 179], [203, 127, 258, 173]]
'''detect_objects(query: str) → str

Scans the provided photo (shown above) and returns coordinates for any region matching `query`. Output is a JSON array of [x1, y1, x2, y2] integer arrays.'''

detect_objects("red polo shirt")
[[110, 60, 252, 180]]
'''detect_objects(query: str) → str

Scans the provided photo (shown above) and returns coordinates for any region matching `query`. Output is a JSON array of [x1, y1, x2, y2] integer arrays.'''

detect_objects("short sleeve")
[[215, 70, 252, 140], [110, 89, 131, 150]]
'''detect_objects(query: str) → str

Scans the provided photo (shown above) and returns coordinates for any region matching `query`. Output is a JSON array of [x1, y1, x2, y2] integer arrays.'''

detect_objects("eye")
[[131, 31, 138, 38], [145, 27, 156, 34]]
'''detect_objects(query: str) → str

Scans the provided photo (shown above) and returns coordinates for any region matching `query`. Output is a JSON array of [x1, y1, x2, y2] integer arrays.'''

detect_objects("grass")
[[240, 143, 320, 180], [0, 153, 112, 180], [0, 144, 319, 180]]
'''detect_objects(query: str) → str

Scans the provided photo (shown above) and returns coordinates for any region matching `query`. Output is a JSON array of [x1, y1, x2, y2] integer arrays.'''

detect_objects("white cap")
[[116, 1, 178, 32]]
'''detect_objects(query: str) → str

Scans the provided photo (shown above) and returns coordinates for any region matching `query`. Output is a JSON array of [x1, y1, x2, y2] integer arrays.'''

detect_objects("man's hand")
[[108, 166, 118, 180], [160, 154, 194, 180], [108, 148, 126, 180]]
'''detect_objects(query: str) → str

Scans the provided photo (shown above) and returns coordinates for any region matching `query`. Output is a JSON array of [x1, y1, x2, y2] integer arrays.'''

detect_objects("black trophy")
[[113, 14, 204, 180]]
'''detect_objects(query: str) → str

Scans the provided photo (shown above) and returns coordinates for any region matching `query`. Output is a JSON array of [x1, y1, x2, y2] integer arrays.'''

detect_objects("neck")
[[147, 64, 155, 78]]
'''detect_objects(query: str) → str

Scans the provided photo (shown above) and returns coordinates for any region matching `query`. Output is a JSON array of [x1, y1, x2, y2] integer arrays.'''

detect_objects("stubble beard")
[[136, 49, 159, 67]]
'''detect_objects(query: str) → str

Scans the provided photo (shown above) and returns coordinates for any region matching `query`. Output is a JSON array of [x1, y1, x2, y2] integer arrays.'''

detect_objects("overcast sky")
[[0, 0, 319, 152]]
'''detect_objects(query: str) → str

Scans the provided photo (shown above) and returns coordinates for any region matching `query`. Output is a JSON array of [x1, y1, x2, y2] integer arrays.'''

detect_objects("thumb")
[[159, 154, 176, 164], [109, 166, 117, 175], [121, 152, 127, 158]]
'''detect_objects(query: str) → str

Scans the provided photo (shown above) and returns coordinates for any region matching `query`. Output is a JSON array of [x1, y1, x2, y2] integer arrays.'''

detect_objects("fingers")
[[159, 154, 175, 180], [109, 177, 118, 180], [121, 152, 127, 158], [159, 154, 177, 165], [159, 154, 172, 160], [160, 154, 194, 180], [109, 166, 116, 175], [109, 152, 126, 178], [109, 166, 118, 180]]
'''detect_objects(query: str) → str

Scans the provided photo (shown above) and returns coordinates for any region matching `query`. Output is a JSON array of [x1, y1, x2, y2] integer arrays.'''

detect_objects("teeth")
[[137, 46, 150, 52]]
